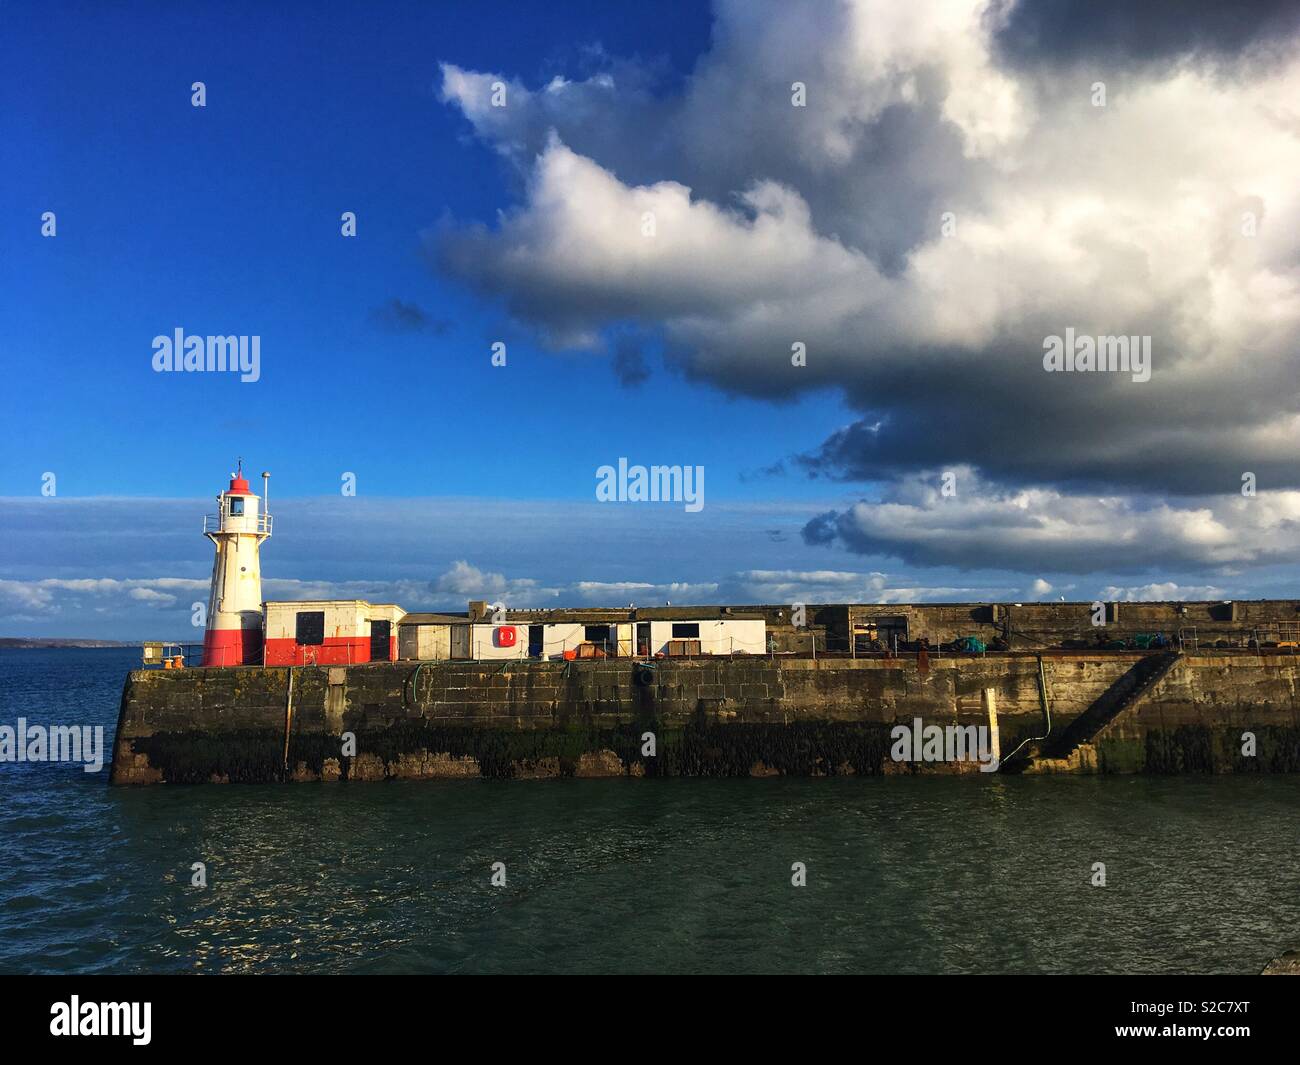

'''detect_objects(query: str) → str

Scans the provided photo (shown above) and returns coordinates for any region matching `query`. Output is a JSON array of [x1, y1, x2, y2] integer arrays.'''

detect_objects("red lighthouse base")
[[201, 627, 263, 667]]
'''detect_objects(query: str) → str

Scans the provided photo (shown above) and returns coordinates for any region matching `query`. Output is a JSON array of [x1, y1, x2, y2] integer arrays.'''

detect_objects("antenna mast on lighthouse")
[[201, 460, 273, 666]]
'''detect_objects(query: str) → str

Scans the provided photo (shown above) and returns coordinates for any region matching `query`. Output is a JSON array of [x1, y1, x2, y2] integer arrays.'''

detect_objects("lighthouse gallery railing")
[[202, 514, 273, 535]]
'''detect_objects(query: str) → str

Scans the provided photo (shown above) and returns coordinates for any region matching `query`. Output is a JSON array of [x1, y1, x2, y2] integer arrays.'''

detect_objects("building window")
[[584, 624, 611, 644], [671, 623, 700, 639], [296, 611, 325, 646], [229, 497, 244, 516]]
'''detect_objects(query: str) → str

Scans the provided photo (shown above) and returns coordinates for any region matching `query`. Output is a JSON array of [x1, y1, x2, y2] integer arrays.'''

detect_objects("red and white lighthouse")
[[201, 461, 272, 666]]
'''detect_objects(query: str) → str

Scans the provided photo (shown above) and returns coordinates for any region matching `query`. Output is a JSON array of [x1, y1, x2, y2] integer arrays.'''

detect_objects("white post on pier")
[[983, 687, 1000, 768]]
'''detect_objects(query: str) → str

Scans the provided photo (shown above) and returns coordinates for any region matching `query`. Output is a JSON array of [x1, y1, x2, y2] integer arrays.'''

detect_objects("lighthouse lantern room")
[[201, 461, 272, 666]]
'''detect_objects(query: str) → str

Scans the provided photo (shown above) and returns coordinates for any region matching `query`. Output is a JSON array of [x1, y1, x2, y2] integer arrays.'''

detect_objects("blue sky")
[[3, 1, 1299, 637], [1, 0, 848, 501]]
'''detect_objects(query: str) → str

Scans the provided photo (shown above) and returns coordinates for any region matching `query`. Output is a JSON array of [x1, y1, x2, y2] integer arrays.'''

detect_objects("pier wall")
[[109, 654, 1300, 783], [777, 599, 1300, 650]]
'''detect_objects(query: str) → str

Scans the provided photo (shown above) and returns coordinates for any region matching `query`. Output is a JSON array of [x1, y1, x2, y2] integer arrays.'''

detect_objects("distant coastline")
[[0, 638, 139, 649]]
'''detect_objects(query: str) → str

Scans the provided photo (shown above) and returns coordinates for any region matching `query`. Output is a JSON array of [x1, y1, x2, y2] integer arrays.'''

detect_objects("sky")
[[3, 0, 1300, 639]]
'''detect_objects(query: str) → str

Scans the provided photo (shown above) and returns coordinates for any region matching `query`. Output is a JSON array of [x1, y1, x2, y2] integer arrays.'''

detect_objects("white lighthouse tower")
[[201, 460, 272, 667]]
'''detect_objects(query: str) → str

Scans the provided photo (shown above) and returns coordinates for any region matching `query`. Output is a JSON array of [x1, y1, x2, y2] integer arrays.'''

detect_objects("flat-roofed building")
[[263, 600, 404, 665], [396, 612, 471, 661]]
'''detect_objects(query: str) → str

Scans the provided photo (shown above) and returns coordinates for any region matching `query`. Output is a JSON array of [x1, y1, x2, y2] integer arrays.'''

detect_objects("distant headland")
[[0, 638, 138, 649]]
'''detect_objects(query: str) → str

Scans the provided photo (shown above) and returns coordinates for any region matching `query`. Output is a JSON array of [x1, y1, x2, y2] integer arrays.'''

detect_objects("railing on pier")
[[142, 642, 203, 668]]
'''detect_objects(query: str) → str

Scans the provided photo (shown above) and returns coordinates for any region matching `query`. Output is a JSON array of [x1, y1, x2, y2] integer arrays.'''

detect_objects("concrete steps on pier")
[[1015, 652, 1183, 774]]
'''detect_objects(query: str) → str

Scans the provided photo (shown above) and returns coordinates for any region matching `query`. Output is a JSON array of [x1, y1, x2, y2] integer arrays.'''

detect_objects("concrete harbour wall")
[[108, 654, 1300, 784]]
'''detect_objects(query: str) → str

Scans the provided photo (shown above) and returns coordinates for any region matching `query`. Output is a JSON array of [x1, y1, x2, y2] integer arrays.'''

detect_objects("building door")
[[615, 623, 634, 657], [528, 624, 544, 658], [398, 625, 417, 660], [636, 622, 651, 657], [451, 625, 471, 660], [370, 620, 391, 662]]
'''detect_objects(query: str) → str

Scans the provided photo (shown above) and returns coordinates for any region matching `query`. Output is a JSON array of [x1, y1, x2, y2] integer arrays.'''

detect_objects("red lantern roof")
[[227, 459, 251, 494]]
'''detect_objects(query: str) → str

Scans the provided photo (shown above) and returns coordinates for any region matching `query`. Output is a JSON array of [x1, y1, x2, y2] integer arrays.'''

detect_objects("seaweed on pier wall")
[[130, 720, 899, 782], [312, 721, 653, 780], [1142, 725, 1300, 774], [121, 719, 1300, 783], [1144, 726, 1217, 774], [130, 724, 652, 783], [656, 721, 893, 777], [1229, 725, 1300, 773], [131, 729, 284, 784]]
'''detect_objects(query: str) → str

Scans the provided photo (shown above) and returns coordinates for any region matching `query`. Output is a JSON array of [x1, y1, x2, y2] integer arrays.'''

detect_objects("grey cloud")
[[801, 511, 840, 546], [802, 470, 1300, 574], [433, 1, 1300, 499], [994, 0, 1300, 69], [612, 337, 651, 388], [369, 299, 452, 335]]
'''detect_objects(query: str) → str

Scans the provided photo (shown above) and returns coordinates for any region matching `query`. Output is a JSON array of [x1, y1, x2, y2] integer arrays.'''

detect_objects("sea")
[[1, 647, 1296, 975]]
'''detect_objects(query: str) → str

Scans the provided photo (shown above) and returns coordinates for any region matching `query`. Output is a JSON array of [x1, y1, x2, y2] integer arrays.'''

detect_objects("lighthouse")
[[201, 461, 272, 666]]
